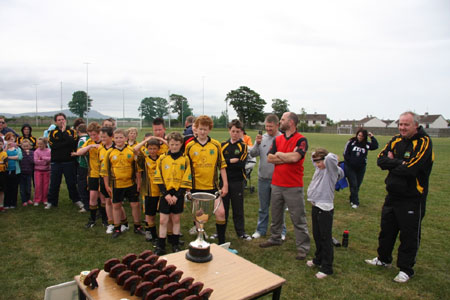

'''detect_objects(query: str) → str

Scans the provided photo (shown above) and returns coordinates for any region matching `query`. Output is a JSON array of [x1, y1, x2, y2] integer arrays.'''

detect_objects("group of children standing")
[[0, 124, 51, 212], [1, 115, 346, 279]]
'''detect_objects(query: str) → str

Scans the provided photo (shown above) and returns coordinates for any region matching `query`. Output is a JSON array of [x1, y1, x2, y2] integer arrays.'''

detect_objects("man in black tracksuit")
[[366, 111, 433, 283]]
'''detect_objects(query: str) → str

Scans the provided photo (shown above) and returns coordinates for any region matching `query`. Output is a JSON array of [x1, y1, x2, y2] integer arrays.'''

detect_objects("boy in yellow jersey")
[[76, 122, 107, 228], [154, 132, 192, 255], [102, 129, 143, 239], [185, 115, 229, 245], [0, 139, 7, 212], [134, 136, 161, 243], [99, 127, 128, 234]]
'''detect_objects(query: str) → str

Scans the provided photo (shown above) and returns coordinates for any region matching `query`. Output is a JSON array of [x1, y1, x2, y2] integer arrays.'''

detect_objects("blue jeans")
[[255, 178, 286, 236], [345, 164, 366, 206], [47, 161, 80, 207], [20, 173, 33, 203]]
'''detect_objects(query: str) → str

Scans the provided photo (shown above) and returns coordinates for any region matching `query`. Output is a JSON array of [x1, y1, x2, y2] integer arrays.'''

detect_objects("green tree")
[[170, 94, 193, 124], [326, 117, 335, 126], [211, 111, 228, 128], [298, 107, 308, 132], [271, 98, 290, 119], [138, 97, 169, 122], [68, 91, 92, 118], [225, 86, 266, 127]]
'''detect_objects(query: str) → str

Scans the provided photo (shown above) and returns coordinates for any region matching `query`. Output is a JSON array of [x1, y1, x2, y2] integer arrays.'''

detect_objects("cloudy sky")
[[1, 0, 449, 121]]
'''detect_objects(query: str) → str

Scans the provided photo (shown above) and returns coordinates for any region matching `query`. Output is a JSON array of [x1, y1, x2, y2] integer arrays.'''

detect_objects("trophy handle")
[[212, 191, 221, 214]]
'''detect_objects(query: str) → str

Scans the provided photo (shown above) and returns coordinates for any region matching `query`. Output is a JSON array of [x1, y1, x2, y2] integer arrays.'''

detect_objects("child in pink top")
[[33, 137, 51, 205]]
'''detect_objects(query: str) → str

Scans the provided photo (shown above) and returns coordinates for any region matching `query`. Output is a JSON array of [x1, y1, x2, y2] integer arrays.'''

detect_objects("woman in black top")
[[343, 128, 378, 208]]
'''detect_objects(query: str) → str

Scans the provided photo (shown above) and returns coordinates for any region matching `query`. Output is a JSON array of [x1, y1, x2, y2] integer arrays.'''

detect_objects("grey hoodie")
[[307, 153, 344, 204], [249, 132, 281, 180]]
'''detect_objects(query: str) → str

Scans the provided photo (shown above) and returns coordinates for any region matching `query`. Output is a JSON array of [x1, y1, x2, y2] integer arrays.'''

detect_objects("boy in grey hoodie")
[[306, 148, 344, 279]]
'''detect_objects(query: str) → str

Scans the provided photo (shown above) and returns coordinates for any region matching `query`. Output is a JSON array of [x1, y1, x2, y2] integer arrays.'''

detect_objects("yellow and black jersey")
[[0, 151, 7, 172], [154, 152, 192, 191], [185, 137, 226, 190], [377, 126, 434, 201], [158, 143, 168, 156], [141, 152, 160, 197], [16, 136, 37, 149], [221, 139, 248, 182], [98, 144, 114, 173], [82, 138, 102, 178], [126, 140, 138, 147], [101, 145, 137, 188]]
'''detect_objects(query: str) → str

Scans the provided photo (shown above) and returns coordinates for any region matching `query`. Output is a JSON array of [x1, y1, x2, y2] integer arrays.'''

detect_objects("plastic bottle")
[[342, 230, 349, 248]]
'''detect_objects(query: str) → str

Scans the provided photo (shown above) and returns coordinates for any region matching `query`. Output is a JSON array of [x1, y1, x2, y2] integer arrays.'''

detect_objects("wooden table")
[[75, 244, 286, 300]]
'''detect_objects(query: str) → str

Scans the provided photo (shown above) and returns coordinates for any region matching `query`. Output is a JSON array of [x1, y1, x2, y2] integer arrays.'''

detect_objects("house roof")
[[298, 113, 327, 121], [419, 114, 441, 123]]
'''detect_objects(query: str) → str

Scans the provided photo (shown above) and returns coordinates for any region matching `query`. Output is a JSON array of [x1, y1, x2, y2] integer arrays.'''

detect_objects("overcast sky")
[[1, 0, 449, 121]]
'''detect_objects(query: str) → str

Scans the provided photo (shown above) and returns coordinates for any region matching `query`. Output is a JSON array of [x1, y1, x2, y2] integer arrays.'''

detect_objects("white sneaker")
[[365, 257, 392, 268], [74, 201, 84, 209], [252, 232, 261, 239], [44, 203, 52, 210], [351, 204, 358, 209], [393, 271, 411, 283], [281, 234, 286, 241], [240, 234, 252, 241], [189, 226, 198, 235], [106, 224, 114, 234], [79, 207, 87, 213], [315, 272, 328, 279], [306, 260, 317, 268], [33, 202, 39, 207], [121, 224, 129, 232]]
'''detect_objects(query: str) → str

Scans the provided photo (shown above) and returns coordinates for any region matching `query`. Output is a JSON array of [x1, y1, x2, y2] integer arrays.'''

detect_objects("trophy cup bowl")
[[185, 192, 220, 263]]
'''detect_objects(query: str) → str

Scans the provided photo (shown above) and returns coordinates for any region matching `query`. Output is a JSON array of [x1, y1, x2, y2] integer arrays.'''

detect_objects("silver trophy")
[[185, 192, 221, 263]]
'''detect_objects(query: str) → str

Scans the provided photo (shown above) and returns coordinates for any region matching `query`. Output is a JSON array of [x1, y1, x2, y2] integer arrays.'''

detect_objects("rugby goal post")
[[337, 126, 352, 135]]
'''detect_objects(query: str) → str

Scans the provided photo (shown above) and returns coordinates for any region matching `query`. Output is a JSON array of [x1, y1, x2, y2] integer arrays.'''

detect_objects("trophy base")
[[186, 245, 213, 263]]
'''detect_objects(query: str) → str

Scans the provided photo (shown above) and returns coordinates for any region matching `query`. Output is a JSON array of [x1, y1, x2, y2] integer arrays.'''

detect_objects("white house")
[[339, 116, 386, 128], [388, 113, 448, 129], [298, 113, 328, 127]]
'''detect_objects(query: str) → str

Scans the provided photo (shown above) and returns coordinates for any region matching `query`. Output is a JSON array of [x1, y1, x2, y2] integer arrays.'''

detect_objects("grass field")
[[1, 128, 449, 299]]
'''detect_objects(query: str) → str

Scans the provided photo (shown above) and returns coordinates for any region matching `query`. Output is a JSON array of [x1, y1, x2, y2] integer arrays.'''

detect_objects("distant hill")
[[2, 109, 111, 119]]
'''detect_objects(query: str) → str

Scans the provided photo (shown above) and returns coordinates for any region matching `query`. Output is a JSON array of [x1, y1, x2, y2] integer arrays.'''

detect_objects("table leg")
[[78, 286, 86, 300], [272, 286, 282, 300]]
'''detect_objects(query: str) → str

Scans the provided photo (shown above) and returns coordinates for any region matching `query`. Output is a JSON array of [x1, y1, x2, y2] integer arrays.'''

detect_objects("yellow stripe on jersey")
[[0, 151, 7, 172], [185, 137, 226, 190], [101, 146, 136, 188], [154, 154, 192, 191], [407, 136, 431, 168], [82, 138, 102, 178], [144, 155, 160, 197]]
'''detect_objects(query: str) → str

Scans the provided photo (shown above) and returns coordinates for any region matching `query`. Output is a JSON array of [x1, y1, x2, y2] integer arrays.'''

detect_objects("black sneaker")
[[112, 229, 121, 239], [134, 226, 145, 235], [85, 220, 96, 229], [155, 246, 166, 256], [172, 244, 182, 253]]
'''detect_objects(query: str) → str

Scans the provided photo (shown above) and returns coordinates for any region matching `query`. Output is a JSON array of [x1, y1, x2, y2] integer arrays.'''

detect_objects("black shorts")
[[159, 193, 185, 214], [144, 196, 159, 216], [112, 185, 139, 204], [88, 177, 100, 191], [0, 172, 6, 192], [99, 179, 109, 198]]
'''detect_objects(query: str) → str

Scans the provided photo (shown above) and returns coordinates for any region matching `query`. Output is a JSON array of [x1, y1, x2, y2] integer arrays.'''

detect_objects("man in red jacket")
[[259, 112, 310, 260]]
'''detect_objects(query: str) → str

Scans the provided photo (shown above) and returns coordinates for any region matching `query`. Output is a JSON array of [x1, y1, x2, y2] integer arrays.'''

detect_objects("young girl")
[[0, 139, 7, 212], [306, 148, 344, 279], [4, 132, 22, 209], [19, 139, 34, 206], [33, 137, 51, 206], [126, 127, 138, 147]]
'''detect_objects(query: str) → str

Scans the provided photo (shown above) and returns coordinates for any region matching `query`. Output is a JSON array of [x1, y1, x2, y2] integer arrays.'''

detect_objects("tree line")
[[67, 86, 304, 128]]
